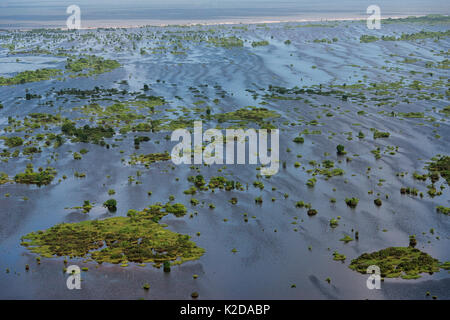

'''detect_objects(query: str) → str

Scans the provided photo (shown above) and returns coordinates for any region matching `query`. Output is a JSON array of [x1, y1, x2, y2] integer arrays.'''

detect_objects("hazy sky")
[[1, 0, 448, 10], [0, 0, 448, 26]]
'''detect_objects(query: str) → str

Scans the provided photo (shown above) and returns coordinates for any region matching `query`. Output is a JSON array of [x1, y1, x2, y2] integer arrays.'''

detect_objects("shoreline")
[[1, 14, 434, 32]]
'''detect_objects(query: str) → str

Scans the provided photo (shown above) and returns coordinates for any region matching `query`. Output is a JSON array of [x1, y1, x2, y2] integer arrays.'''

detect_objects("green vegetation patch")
[[0, 68, 62, 86], [383, 14, 450, 25], [373, 130, 390, 139], [349, 247, 442, 279], [0, 172, 9, 184], [360, 35, 379, 43], [129, 152, 171, 165], [436, 206, 450, 215], [156, 118, 193, 131], [1, 136, 24, 148], [21, 203, 204, 266], [213, 107, 280, 127], [26, 113, 65, 126], [426, 156, 450, 184], [345, 197, 359, 208], [207, 36, 244, 48], [61, 121, 114, 145], [65, 55, 121, 77], [313, 166, 345, 178], [164, 203, 188, 217], [340, 235, 354, 243], [251, 40, 269, 47], [333, 251, 346, 261], [440, 106, 450, 116], [187, 175, 244, 191], [360, 29, 450, 43], [399, 112, 424, 118], [14, 164, 57, 186]]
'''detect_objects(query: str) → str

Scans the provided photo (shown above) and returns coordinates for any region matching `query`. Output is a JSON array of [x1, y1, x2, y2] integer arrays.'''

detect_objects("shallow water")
[[0, 18, 449, 299]]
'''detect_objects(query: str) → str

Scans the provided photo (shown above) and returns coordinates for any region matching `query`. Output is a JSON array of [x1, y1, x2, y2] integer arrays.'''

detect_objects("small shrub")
[[103, 199, 117, 212]]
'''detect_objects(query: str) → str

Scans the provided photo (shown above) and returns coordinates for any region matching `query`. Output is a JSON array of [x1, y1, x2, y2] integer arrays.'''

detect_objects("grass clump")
[[251, 40, 269, 47], [76, 200, 94, 213], [373, 130, 390, 139], [103, 199, 117, 212], [329, 219, 339, 228], [2, 136, 24, 148], [345, 197, 359, 208], [306, 178, 317, 187], [340, 235, 354, 243], [0, 172, 9, 184], [360, 35, 379, 43], [400, 187, 419, 196], [349, 247, 442, 279], [336, 144, 346, 155], [14, 164, 57, 186], [129, 152, 171, 166], [333, 251, 346, 261], [374, 198, 382, 206], [436, 206, 450, 215], [164, 203, 187, 217], [187, 175, 243, 192], [400, 112, 424, 118], [426, 156, 450, 184]]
